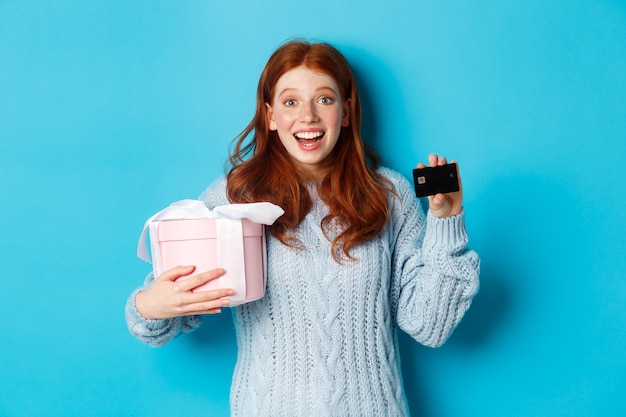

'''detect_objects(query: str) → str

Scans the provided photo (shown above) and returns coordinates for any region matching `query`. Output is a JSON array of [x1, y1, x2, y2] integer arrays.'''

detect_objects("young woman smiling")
[[126, 40, 480, 417]]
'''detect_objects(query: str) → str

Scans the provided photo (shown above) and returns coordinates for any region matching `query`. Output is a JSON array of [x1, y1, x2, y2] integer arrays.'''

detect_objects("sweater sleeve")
[[387, 170, 480, 347], [125, 272, 202, 347], [124, 177, 229, 347]]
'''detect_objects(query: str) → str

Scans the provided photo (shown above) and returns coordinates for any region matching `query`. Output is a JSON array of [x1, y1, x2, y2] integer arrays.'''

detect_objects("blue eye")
[[319, 97, 334, 104], [284, 99, 296, 106]]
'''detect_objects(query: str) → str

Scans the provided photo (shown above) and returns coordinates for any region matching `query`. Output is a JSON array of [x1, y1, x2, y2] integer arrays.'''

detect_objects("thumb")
[[428, 194, 450, 217]]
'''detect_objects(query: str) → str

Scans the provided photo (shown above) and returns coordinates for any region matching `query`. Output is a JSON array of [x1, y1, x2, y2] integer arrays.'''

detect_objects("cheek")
[[325, 108, 343, 127], [274, 111, 295, 131]]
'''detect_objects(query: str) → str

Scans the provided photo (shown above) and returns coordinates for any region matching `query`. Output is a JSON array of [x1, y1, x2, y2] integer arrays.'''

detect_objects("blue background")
[[1, 1, 625, 416]]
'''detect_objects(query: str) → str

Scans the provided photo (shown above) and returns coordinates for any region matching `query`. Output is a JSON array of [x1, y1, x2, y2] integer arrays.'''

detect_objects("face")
[[266, 65, 349, 177]]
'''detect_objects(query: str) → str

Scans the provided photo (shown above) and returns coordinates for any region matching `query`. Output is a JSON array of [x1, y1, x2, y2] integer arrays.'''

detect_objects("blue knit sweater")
[[126, 167, 480, 416]]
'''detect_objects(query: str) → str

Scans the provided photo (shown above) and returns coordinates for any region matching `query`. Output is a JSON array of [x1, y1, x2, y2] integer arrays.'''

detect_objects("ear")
[[266, 103, 277, 131], [341, 98, 351, 127]]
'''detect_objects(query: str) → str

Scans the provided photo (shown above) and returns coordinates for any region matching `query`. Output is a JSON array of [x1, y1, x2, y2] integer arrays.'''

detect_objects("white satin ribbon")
[[216, 218, 247, 303]]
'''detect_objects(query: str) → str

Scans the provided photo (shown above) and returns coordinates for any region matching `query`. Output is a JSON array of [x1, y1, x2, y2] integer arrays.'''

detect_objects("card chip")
[[417, 176, 426, 185]]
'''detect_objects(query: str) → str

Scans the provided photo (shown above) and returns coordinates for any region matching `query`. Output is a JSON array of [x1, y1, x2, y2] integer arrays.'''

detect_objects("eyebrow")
[[278, 86, 338, 96]]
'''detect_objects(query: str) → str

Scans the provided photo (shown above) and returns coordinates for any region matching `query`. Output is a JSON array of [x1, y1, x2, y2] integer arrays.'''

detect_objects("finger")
[[190, 287, 234, 302], [178, 268, 226, 292], [158, 265, 196, 282], [416, 162, 426, 169], [185, 291, 233, 315], [428, 153, 438, 167], [429, 193, 445, 210], [437, 155, 447, 166]]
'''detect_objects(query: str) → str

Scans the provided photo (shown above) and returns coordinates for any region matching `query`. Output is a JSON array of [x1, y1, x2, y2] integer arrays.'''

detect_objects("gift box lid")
[[156, 218, 263, 242]]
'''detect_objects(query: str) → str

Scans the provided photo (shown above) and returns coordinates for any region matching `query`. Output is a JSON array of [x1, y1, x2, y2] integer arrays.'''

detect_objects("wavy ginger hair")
[[227, 40, 393, 262]]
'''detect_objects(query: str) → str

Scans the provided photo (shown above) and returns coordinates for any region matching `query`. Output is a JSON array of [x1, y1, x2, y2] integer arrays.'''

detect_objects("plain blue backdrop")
[[1, 1, 625, 416]]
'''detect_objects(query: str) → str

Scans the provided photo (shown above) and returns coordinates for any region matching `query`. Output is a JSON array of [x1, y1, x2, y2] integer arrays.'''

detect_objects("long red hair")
[[226, 40, 393, 261]]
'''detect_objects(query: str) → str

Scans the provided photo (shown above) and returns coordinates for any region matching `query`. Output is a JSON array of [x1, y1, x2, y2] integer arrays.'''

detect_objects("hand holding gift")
[[135, 200, 284, 319], [135, 265, 233, 319]]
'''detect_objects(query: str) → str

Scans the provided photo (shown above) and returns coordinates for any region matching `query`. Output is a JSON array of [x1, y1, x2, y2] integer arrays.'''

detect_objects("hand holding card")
[[413, 154, 464, 218], [412, 163, 460, 197]]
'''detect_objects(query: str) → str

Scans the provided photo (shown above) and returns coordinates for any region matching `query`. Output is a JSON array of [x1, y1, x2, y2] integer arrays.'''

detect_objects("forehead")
[[274, 65, 340, 95]]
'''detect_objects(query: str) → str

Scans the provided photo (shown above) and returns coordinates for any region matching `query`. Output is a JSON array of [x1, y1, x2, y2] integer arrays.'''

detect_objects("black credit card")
[[412, 163, 460, 197]]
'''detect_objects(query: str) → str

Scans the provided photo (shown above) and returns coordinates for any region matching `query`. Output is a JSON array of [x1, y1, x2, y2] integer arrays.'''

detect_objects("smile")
[[294, 131, 324, 147]]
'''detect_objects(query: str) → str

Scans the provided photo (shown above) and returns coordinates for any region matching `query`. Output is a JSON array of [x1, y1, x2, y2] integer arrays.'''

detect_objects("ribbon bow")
[[137, 199, 284, 263]]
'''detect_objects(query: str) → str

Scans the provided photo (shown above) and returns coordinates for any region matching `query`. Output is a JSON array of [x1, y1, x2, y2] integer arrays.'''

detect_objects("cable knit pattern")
[[125, 167, 480, 416]]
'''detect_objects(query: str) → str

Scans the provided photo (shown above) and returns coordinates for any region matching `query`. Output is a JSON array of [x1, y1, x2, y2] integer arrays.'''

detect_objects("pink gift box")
[[150, 217, 267, 305]]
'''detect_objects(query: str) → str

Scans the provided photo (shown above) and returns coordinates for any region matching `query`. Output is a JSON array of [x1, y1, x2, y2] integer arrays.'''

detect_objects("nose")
[[300, 101, 319, 123]]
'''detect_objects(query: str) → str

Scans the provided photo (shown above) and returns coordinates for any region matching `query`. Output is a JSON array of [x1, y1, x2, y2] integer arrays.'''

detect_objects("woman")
[[126, 40, 480, 416]]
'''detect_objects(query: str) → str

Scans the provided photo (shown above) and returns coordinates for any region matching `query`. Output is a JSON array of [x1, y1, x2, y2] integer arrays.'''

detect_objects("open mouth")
[[294, 131, 324, 147]]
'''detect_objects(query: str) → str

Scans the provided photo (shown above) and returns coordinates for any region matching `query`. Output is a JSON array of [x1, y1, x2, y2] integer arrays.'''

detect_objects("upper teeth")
[[295, 131, 323, 140]]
